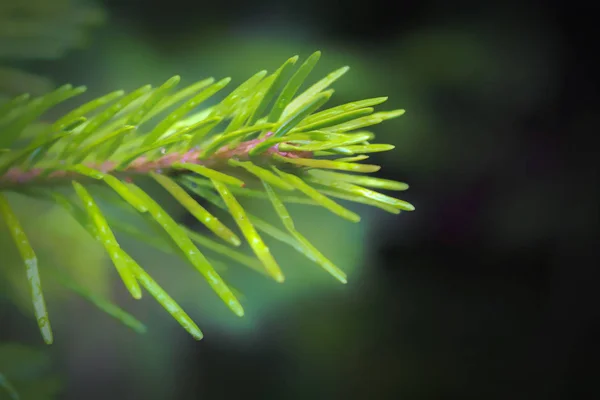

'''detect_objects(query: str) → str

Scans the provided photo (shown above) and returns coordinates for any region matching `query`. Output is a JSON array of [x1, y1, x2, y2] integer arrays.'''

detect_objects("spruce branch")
[[0, 51, 414, 343]]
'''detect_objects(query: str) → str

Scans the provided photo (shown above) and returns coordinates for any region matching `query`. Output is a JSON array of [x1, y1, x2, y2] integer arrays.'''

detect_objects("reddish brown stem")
[[0, 133, 311, 188]]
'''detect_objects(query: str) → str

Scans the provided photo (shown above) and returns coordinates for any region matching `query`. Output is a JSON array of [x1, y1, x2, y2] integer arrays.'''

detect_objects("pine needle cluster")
[[0, 51, 413, 344]]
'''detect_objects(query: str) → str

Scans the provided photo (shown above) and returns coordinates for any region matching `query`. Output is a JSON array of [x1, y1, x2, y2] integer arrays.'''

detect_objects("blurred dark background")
[[1, 0, 599, 399]]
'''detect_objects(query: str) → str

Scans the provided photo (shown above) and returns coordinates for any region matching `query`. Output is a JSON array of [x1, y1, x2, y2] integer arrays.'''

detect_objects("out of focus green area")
[[3, 0, 594, 399], [0, 0, 105, 96]]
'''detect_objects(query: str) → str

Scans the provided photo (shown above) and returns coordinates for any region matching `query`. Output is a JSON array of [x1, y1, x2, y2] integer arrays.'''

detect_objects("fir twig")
[[0, 51, 413, 343]]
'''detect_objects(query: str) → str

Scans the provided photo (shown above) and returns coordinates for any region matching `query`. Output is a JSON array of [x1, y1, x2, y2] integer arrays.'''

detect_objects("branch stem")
[[0, 133, 311, 189]]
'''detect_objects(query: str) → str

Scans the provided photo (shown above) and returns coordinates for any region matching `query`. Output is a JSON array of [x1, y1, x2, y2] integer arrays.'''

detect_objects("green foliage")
[[0, 371, 19, 400], [0, 0, 105, 98], [0, 51, 413, 343], [0, 343, 62, 400], [0, 0, 104, 60]]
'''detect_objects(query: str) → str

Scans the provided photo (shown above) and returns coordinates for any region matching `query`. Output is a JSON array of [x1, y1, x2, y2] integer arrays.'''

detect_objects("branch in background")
[[0, 371, 19, 400], [0, 0, 106, 100]]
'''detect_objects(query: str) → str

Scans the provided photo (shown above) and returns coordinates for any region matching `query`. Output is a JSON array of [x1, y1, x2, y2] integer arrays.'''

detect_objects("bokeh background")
[[1, 0, 598, 399]]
